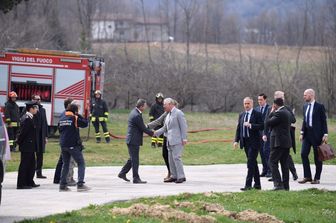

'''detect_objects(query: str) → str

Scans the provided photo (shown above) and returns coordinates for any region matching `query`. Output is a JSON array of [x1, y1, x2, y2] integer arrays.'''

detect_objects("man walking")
[[299, 89, 328, 184], [266, 98, 292, 190], [154, 98, 188, 184], [234, 97, 263, 191], [118, 99, 153, 184], [256, 93, 271, 177]]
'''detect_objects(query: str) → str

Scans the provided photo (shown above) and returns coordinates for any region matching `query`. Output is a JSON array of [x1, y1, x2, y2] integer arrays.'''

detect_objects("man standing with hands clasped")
[[154, 98, 188, 184], [234, 97, 263, 191]]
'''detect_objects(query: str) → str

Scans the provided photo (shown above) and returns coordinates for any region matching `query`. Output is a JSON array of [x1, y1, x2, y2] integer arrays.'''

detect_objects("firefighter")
[[90, 90, 110, 143], [149, 92, 164, 148], [4, 91, 20, 152]]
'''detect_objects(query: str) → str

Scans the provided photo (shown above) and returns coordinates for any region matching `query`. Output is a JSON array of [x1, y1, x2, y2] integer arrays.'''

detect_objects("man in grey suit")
[[118, 99, 153, 184], [154, 98, 188, 183]]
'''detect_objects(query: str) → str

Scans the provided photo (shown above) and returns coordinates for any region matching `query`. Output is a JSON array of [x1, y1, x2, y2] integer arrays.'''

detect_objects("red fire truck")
[[0, 48, 104, 134]]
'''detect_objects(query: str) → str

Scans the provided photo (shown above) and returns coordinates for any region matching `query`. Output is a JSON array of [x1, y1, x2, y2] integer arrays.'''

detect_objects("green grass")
[[19, 189, 336, 223], [6, 110, 336, 172]]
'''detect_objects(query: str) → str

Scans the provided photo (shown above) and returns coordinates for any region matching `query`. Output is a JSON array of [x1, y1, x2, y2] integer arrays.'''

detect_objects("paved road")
[[0, 164, 335, 223]]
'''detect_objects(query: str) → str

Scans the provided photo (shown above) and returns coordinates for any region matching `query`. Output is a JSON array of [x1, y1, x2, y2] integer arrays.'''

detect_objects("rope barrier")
[[109, 127, 233, 144]]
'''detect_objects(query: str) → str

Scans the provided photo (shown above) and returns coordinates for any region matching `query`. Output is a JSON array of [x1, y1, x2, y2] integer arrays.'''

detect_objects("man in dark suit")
[[118, 99, 154, 184], [299, 89, 328, 184], [234, 97, 263, 191], [266, 98, 292, 190], [256, 93, 271, 177], [16, 102, 40, 189], [263, 91, 298, 181]]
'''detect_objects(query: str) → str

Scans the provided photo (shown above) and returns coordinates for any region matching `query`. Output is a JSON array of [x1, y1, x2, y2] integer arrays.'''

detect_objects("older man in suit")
[[118, 99, 154, 184], [234, 97, 263, 191], [299, 89, 328, 184], [266, 98, 292, 190], [154, 98, 188, 184]]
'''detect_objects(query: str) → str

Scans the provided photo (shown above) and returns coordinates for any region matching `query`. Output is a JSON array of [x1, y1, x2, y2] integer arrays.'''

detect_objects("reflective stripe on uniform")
[[104, 132, 110, 138], [5, 118, 11, 122], [95, 132, 101, 138], [151, 137, 157, 143], [157, 137, 164, 143], [98, 117, 105, 122], [91, 117, 97, 122], [104, 112, 109, 116], [11, 122, 18, 127], [9, 140, 14, 146], [149, 116, 154, 120]]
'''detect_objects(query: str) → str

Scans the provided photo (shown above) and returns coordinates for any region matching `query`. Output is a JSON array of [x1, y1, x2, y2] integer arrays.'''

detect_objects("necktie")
[[306, 103, 311, 127], [260, 106, 264, 114], [243, 112, 249, 138]]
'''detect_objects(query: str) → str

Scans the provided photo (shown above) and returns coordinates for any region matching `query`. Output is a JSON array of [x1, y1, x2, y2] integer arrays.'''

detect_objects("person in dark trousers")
[[90, 90, 110, 143], [59, 103, 90, 192], [256, 93, 271, 177], [149, 92, 164, 148], [16, 102, 40, 189], [263, 91, 298, 181], [234, 97, 263, 191], [53, 97, 76, 186], [4, 91, 20, 152], [299, 88, 328, 185], [118, 99, 154, 184], [265, 98, 292, 190]]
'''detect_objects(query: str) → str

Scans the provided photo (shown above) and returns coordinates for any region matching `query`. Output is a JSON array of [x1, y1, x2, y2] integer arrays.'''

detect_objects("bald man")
[[299, 89, 328, 184]]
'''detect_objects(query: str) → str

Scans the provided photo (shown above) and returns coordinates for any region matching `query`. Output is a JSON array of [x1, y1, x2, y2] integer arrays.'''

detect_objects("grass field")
[[6, 110, 336, 172], [20, 189, 336, 223]]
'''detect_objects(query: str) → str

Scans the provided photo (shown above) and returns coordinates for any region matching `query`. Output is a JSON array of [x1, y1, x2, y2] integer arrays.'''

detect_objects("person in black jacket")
[[118, 99, 154, 184], [265, 98, 292, 190], [90, 90, 110, 143], [59, 103, 89, 192], [4, 91, 20, 152], [299, 88, 328, 184], [149, 93, 164, 148], [16, 102, 39, 189], [234, 97, 263, 191]]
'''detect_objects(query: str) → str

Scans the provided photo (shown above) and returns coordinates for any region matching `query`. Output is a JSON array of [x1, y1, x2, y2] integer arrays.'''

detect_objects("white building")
[[92, 14, 169, 42]]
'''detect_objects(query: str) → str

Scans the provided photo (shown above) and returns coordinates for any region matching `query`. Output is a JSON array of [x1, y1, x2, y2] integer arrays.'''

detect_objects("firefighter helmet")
[[155, 92, 164, 99], [9, 91, 18, 98], [94, 90, 102, 95]]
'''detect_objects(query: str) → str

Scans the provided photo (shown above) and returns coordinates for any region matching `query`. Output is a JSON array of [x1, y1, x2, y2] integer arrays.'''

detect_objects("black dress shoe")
[[175, 178, 186, 183], [164, 177, 177, 183], [118, 173, 130, 182], [37, 175, 47, 179], [31, 183, 40, 188], [272, 186, 285, 191], [240, 187, 252, 191], [17, 186, 32, 189], [268, 178, 273, 182], [253, 185, 262, 190], [298, 178, 312, 184], [292, 172, 298, 181], [133, 179, 147, 184]]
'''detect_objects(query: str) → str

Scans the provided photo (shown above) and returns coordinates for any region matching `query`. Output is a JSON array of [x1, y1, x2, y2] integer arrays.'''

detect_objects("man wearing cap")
[[90, 90, 110, 143], [16, 101, 40, 189], [149, 92, 165, 148], [4, 91, 20, 152]]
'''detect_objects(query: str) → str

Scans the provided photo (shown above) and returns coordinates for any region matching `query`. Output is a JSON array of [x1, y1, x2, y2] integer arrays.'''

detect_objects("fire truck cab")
[[0, 48, 104, 135]]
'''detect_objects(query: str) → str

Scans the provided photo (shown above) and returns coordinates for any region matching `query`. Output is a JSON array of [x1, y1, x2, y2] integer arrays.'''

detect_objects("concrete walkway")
[[0, 164, 335, 223]]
